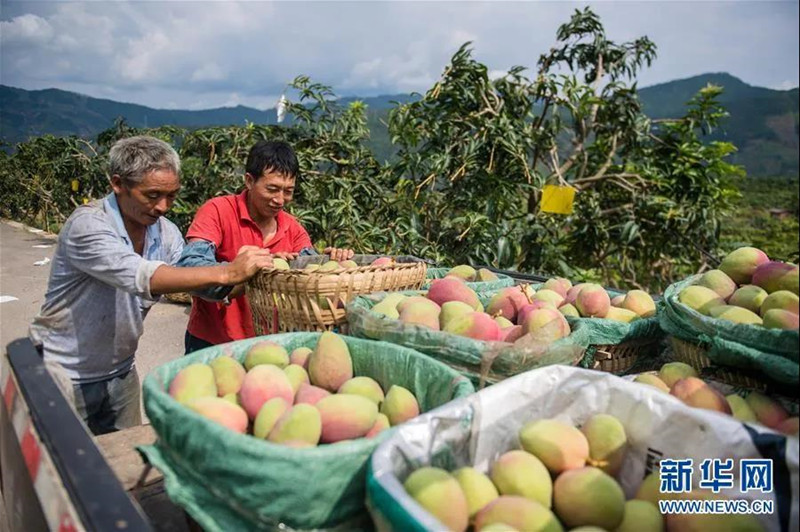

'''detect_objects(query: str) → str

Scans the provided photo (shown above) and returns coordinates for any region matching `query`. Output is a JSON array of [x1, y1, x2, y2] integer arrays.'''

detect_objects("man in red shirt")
[[179, 140, 353, 352]]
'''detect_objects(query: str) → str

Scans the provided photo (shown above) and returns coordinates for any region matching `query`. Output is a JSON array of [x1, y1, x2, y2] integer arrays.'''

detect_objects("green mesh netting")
[[659, 275, 799, 385], [424, 268, 514, 292], [139, 333, 474, 532], [345, 290, 588, 387]]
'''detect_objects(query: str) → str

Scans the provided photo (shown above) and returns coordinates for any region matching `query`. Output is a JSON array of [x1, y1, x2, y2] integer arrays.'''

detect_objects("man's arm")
[[176, 239, 235, 301]]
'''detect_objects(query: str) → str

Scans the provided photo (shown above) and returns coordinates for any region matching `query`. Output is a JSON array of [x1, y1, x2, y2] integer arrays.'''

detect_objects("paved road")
[[0, 219, 190, 399]]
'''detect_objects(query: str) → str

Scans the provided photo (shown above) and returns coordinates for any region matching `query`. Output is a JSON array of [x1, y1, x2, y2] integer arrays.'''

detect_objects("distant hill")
[[1, 73, 797, 177]]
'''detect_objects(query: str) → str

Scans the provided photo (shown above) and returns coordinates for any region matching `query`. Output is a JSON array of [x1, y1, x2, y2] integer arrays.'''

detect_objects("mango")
[[696, 269, 737, 300], [634, 373, 670, 393], [399, 299, 442, 330], [272, 258, 291, 270], [634, 471, 663, 507], [620, 290, 657, 318], [427, 277, 483, 310], [372, 298, 400, 319], [581, 414, 627, 477], [517, 301, 558, 326], [658, 362, 698, 388], [221, 392, 241, 406], [447, 264, 477, 281], [762, 309, 799, 330], [381, 385, 420, 426], [521, 308, 570, 343], [304, 264, 321, 272], [728, 285, 768, 314], [397, 295, 440, 313], [289, 346, 313, 369], [616, 500, 663, 532], [564, 283, 591, 306], [268, 404, 322, 446], [575, 284, 611, 318], [494, 316, 514, 329], [365, 413, 391, 438], [283, 364, 309, 394], [760, 290, 799, 316], [169, 364, 217, 404], [316, 393, 378, 442], [726, 394, 758, 422], [478, 523, 519, 532], [477, 268, 499, 281], [444, 311, 502, 341], [604, 306, 640, 323], [708, 305, 763, 325], [553, 467, 625, 530], [533, 289, 565, 308], [244, 341, 289, 370], [745, 392, 788, 429], [186, 397, 248, 434], [239, 365, 295, 420], [403, 467, 469, 532], [339, 259, 358, 269], [558, 303, 580, 318], [499, 325, 525, 343], [474, 496, 562, 532], [308, 331, 353, 392], [319, 260, 340, 272], [610, 294, 626, 307], [338, 376, 385, 405], [752, 261, 799, 294], [490, 450, 553, 507], [719, 246, 769, 285], [370, 256, 394, 267], [486, 287, 531, 323], [543, 277, 572, 298], [253, 397, 290, 439], [440, 300, 477, 329], [294, 383, 331, 406], [208, 356, 246, 397], [678, 285, 725, 315], [453, 467, 499, 518], [519, 419, 589, 475], [777, 417, 799, 435], [671, 377, 732, 414]]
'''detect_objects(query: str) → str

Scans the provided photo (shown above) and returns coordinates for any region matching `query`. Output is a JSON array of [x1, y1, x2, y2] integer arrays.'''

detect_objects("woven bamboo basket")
[[247, 258, 427, 334], [589, 336, 662, 374], [669, 336, 771, 391]]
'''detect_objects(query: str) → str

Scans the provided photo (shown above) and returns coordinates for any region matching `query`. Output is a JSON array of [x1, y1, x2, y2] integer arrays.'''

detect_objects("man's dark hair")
[[246, 140, 299, 180]]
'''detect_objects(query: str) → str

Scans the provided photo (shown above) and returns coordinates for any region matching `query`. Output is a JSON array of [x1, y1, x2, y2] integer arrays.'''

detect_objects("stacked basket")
[[247, 255, 427, 334]]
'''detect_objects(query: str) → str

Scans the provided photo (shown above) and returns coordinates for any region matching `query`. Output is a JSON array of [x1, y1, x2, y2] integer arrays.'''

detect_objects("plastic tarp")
[[660, 275, 799, 385], [424, 268, 514, 292], [366, 365, 799, 532], [345, 290, 587, 387], [139, 332, 474, 531]]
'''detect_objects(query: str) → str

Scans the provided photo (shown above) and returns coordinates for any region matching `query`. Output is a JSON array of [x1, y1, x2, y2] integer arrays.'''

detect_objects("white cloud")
[[0, 14, 54, 46]]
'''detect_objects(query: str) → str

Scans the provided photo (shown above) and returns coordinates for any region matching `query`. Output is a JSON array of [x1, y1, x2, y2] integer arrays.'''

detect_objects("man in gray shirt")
[[30, 136, 273, 435]]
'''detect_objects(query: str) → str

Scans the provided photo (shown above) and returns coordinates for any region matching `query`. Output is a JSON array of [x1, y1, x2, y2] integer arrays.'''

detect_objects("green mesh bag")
[[345, 290, 587, 387], [660, 275, 799, 385], [139, 333, 474, 532], [424, 268, 514, 292]]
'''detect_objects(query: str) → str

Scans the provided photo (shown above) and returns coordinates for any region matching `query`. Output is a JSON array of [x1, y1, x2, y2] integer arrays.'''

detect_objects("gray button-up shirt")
[[29, 194, 184, 382]]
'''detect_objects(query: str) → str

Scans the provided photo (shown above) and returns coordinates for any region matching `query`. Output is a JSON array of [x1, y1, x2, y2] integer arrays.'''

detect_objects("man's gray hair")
[[109, 136, 180, 184]]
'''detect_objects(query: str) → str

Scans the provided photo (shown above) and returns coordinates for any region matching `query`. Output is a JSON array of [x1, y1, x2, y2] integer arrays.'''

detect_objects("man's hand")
[[226, 247, 273, 284], [324, 247, 355, 261], [272, 251, 299, 260]]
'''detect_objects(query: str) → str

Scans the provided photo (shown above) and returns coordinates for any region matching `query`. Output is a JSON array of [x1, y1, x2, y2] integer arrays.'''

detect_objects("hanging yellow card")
[[540, 185, 576, 215]]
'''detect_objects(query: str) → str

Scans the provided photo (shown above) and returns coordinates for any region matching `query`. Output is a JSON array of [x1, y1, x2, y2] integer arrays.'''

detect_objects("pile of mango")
[[444, 264, 500, 282], [403, 414, 765, 531], [529, 277, 657, 323], [678, 246, 799, 330], [271, 256, 394, 271], [168, 332, 421, 446], [633, 361, 798, 436]]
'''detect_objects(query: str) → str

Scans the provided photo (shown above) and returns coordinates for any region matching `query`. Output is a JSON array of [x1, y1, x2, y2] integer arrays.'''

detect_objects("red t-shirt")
[[185, 190, 312, 344]]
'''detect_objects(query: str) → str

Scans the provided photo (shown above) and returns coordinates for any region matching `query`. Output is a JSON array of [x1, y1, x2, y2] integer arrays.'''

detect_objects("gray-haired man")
[[30, 136, 273, 435]]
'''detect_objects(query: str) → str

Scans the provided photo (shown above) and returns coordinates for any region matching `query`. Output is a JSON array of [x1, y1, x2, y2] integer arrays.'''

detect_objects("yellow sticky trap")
[[71, 179, 79, 192], [540, 185, 576, 215]]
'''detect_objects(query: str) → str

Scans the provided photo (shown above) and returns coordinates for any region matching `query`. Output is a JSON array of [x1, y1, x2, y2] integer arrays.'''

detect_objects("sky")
[[1, 0, 798, 111]]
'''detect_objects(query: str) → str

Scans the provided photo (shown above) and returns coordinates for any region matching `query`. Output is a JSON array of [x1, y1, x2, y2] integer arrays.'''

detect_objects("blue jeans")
[[72, 369, 141, 435]]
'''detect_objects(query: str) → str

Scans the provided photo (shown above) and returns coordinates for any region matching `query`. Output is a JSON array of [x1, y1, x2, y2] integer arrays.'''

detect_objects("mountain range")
[[1, 73, 797, 177]]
